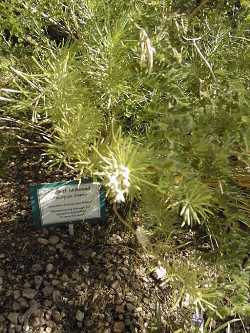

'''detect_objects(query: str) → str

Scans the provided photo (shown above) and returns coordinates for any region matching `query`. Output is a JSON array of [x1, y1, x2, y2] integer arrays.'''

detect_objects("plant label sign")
[[30, 180, 106, 228]]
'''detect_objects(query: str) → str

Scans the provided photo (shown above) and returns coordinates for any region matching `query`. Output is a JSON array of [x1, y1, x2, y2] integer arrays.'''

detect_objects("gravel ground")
[[0, 147, 170, 333]]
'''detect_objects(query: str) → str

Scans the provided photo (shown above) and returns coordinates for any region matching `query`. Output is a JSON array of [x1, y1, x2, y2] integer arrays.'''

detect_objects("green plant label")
[[29, 180, 106, 228]]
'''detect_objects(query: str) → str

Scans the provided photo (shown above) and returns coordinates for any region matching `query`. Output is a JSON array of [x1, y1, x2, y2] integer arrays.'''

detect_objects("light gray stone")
[[19, 297, 29, 308], [42, 286, 53, 297], [23, 288, 37, 300], [32, 264, 43, 272], [38, 238, 49, 245], [76, 310, 85, 322], [111, 280, 120, 290], [48, 235, 60, 245], [13, 290, 21, 300], [46, 264, 54, 273], [7, 313, 18, 325], [34, 275, 43, 289]]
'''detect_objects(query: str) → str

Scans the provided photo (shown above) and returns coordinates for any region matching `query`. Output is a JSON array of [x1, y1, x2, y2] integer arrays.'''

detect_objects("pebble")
[[52, 310, 61, 322], [32, 264, 43, 272], [46, 263, 54, 273], [111, 280, 120, 290], [30, 316, 42, 328], [23, 288, 37, 300], [72, 271, 81, 281], [76, 310, 85, 321], [48, 235, 60, 245], [42, 286, 54, 297], [15, 325, 22, 332], [34, 275, 43, 288], [38, 238, 49, 245], [51, 279, 59, 286], [52, 290, 61, 302], [44, 300, 53, 308], [12, 302, 21, 311], [61, 273, 68, 282], [13, 290, 21, 300], [18, 297, 29, 309], [7, 312, 19, 325], [113, 321, 125, 333], [24, 281, 31, 288]]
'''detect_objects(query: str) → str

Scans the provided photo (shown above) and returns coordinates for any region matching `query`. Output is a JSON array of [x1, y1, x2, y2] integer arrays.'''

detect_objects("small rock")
[[44, 300, 53, 307], [7, 313, 19, 325], [111, 234, 123, 243], [29, 300, 40, 308], [48, 235, 60, 245], [51, 280, 59, 286], [56, 243, 64, 251], [30, 316, 42, 328], [113, 321, 125, 333], [8, 326, 15, 333], [76, 310, 84, 322], [19, 297, 29, 309], [154, 265, 166, 280], [13, 302, 21, 311], [72, 272, 81, 281], [0, 277, 3, 285], [85, 319, 94, 327], [42, 286, 53, 297], [46, 264, 54, 273], [52, 290, 61, 302], [41, 229, 49, 236], [15, 325, 22, 332], [23, 288, 37, 300], [111, 281, 120, 290], [45, 327, 52, 333], [0, 254, 5, 259], [45, 310, 52, 320], [13, 290, 21, 300], [34, 275, 43, 289], [65, 253, 73, 261], [23, 323, 30, 332], [38, 238, 49, 245], [52, 310, 61, 322], [32, 264, 43, 272], [24, 281, 31, 288], [61, 273, 68, 282]]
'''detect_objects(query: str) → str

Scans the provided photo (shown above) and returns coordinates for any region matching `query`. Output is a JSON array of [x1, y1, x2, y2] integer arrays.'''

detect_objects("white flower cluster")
[[107, 164, 130, 203], [140, 28, 156, 74]]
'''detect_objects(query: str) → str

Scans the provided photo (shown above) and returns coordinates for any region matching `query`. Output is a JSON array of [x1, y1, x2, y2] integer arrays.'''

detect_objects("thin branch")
[[184, 37, 216, 81], [229, 33, 250, 42], [190, 0, 211, 18]]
